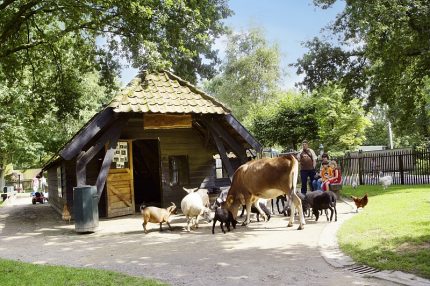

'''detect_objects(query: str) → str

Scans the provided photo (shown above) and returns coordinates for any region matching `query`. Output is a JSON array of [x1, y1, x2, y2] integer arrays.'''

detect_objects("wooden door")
[[106, 140, 135, 217]]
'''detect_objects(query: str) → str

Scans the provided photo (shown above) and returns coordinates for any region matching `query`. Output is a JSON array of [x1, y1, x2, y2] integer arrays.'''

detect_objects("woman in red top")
[[322, 160, 342, 191]]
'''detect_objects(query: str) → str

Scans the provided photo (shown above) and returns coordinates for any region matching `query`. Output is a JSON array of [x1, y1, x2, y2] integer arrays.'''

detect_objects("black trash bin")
[[73, 185, 99, 233]]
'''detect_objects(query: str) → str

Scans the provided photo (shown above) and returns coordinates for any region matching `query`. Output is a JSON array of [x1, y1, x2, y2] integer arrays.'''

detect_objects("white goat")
[[181, 188, 212, 232], [379, 172, 393, 190]]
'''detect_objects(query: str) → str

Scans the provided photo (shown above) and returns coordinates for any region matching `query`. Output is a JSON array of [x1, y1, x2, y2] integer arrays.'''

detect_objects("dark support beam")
[[202, 118, 248, 164], [224, 114, 262, 152], [96, 128, 121, 200], [61, 108, 115, 160], [208, 128, 234, 181], [76, 151, 86, 187], [75, 118, 127, 187]]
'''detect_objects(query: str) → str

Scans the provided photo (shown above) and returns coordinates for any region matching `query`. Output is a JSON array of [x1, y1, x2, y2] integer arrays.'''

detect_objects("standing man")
[[32, 175, 40, 193], [297, 140, 317, 195]]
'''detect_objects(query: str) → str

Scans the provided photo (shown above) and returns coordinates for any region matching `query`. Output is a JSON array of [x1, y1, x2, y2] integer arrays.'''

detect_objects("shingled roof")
[[109, 70, 230, 114]]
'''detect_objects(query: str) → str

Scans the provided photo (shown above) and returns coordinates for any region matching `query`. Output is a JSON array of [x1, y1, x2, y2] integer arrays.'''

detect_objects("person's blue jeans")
[[301, 169, 316, 195], [312, 178, 322, 191]]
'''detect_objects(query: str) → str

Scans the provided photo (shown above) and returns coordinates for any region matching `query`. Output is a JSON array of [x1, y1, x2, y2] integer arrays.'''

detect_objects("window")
[[215, 158, 224, 179], [214, 155, 228, 179], [57, 166, 63, 198], [111, 141, 130, 169], [169, 156, 189, 186]]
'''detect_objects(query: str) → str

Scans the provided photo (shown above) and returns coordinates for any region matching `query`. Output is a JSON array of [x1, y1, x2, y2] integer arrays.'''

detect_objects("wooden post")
[[75, 118, 127, 188], [202, 117, 248, 164], [95, 128, 122, 200], [61, 108, 115, 160], [358, 150, 364, 185], [399, 154, 404, 185], [208, 129, 234, 181]]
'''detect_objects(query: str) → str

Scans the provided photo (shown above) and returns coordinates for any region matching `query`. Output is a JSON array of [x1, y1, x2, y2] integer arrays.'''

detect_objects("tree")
[[363, 107, 390, 147], [312, 85, 370, 153], [204, 27, 282, 120], [294, 0, 430, 140], [0, 1, 232, 173], [0, 0, 231, 117], [246, 91, 319, 150], [247, 87, 369, 154], [0, 72, 110, 170]]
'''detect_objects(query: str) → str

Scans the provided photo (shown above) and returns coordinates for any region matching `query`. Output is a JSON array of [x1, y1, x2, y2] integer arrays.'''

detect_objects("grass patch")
[[0, 258, 167, 286], [339, 185, 430, 279]]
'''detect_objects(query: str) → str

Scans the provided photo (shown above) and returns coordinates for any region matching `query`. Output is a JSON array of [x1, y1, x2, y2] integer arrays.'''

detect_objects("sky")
[[120, 0, 344, 88]]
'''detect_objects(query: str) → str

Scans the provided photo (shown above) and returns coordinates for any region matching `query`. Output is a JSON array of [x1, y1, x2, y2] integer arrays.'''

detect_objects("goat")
[[282, 192, 306, 217], [303, 191, 323, 217], [181, 189, 212, 232], [271, 195, 287, 214], [251, 200, 271, 222], [140, 202, 177, 234], [212, 203, 237, 234], [183, 187, 210, 208], [312, 191, 337, 222], [239, 198, 270, 222], [212, 187, 229, 209]]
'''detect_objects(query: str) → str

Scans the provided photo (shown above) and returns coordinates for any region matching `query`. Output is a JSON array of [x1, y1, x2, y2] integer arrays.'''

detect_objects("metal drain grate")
[[348, 265, 381, 275]]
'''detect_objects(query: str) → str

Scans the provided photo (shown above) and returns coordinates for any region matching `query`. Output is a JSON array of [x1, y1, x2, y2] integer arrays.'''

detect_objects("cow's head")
[[225, 194, 243, 220]]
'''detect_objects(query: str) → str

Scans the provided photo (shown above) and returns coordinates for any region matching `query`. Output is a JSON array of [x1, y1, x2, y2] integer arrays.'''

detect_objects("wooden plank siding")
[[46, 163, 61, 214]]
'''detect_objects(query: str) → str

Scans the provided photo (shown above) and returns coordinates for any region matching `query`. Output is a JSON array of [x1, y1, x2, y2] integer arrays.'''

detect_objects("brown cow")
[[225, 154, 305, 230]]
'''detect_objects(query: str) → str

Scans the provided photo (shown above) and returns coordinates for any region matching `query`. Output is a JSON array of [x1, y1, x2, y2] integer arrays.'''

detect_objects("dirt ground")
[[0, 195, 399, 286]]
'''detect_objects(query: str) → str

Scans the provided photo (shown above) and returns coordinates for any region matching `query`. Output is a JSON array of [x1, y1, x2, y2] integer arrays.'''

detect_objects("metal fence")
[[335, 148, 430, 185]]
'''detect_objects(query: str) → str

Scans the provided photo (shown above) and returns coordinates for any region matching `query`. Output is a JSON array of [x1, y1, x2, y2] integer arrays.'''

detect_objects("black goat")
[[271, 195, 287, 214], [212, 204, 238, 234], [281, 193, 306, 217], [239, 200, 271, 222], [312, 191, 337, 222]]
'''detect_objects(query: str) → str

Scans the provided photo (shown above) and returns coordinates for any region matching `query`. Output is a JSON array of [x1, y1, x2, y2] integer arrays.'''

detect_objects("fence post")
[[358, 150, 364, 185], [399, 154, 404, 185]]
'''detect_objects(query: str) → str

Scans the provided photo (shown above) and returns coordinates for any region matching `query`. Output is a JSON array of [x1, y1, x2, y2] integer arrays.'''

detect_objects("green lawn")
[[339, 185, 430, 279], [0, 258, 167, 286]]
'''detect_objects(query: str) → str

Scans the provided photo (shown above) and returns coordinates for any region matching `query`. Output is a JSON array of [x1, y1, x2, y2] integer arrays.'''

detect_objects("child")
[[312, 153, 331, 191], [322, 160, 341, 191]]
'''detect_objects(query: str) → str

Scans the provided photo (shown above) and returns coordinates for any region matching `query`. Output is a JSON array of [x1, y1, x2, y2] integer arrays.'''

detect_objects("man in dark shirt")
[[297, 140, 317, 195]]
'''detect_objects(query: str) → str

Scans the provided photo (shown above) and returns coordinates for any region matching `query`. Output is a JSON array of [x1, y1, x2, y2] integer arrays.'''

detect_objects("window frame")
[[169, 155, 190, 186]]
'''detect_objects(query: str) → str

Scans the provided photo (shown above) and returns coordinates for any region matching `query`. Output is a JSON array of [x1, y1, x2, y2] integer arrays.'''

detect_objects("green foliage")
[[0, 71, 110, 168], [0, 258, 166, 286], [204, 27, 282, 120], [295, 1, 430, 140], [339, 185, 430, 279], [245, 92, 319, 150], [312, 85, 370, 152], [247, 86, 369, 153], [363, 106, 390, 146]]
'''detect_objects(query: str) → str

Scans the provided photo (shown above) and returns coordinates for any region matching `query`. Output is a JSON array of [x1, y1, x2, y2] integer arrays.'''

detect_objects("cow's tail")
[[287, 154, 305, 228], [288, 154, 299, 195]]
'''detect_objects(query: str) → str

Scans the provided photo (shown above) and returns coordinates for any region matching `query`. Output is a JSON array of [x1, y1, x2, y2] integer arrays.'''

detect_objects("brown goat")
[[140, 202, 177, 233]]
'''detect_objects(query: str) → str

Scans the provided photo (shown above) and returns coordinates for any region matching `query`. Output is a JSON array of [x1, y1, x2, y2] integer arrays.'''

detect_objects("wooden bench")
[[329, 183, 342, 199]]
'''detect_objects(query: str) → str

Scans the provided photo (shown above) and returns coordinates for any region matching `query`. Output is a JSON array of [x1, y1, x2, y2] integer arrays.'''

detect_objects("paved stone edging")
[[319, 198, 430, 286]]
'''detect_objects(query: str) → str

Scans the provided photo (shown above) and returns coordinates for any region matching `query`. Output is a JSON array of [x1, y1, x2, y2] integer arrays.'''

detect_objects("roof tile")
[[109, 71, 230, 115]]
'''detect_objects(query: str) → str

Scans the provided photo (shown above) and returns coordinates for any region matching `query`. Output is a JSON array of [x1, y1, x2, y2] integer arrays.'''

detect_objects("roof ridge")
[[161, 69, 231, 113]]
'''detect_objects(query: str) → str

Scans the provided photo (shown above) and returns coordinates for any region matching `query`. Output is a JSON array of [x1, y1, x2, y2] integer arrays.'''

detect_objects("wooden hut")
[[43, 70, 261, 218]]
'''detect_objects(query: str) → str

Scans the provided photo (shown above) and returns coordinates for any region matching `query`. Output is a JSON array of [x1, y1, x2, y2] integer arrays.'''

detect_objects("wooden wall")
[[46, 149, 104, 217], [122, 117, 218, 208]]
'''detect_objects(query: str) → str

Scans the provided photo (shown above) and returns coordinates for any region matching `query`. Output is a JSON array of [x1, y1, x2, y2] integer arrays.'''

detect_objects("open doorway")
[[132, 139, 162, 212]]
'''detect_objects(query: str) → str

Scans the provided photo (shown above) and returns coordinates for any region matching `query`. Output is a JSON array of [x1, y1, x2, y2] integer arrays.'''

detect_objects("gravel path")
[[0, 195, 399, 286]]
